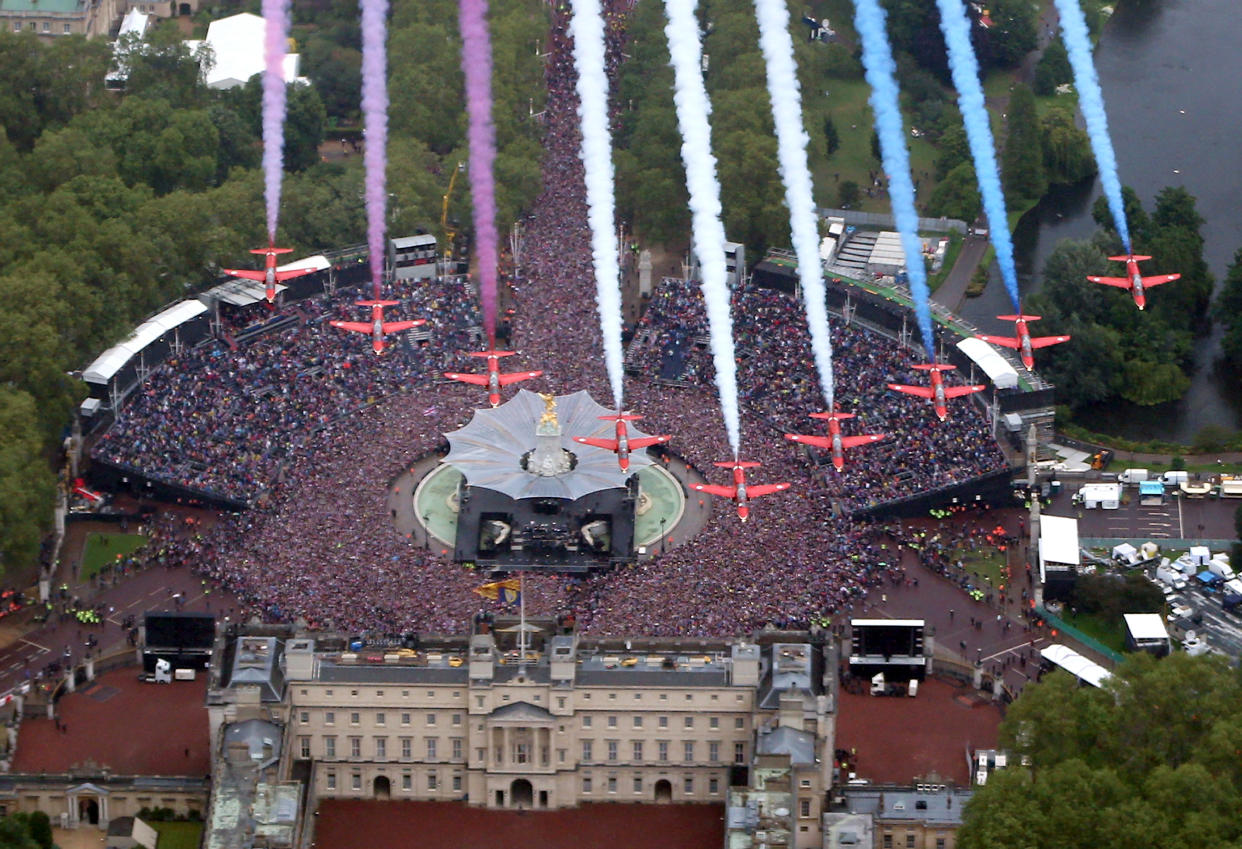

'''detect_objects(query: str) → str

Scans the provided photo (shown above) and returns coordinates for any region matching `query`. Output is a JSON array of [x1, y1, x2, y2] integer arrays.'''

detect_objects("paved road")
[[3, 563, 238, 700], [931, 233, 990, 313], [852, 520, 1052, 699], [1043, 488, 1238, 541]]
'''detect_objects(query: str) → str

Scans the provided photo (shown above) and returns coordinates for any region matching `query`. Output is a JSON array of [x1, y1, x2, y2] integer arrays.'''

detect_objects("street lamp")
[[660, 518, 666, 554], [423, 513, 431, 551]]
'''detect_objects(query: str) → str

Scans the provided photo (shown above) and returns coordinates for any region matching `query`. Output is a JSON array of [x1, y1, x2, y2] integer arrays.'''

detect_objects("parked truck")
[[1208, 559, 1236, 582], [1155, 564, 1188, 591], [1118, 468, 1149, 484], [1077, 483, 1122, 509]]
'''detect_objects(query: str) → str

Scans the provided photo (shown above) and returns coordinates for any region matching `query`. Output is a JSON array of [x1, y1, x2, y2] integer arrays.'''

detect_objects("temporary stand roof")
[[83, 300, 208, 388], [1039, 644, 1111, 688], [955, 337, 1019, 390]]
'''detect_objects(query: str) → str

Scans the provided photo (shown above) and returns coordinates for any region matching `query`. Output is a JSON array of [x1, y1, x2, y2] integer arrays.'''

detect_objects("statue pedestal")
[[528, 425, 571, 477]]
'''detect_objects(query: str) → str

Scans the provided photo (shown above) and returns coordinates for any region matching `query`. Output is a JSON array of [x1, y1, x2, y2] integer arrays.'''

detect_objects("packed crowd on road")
[[85, 0, 1009, 637]]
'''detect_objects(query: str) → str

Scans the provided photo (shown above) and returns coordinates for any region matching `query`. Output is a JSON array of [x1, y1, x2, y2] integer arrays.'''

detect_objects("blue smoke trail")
[[852, 0, 935, 361], [935, 0, 1020, 312], [1053, 0, 1131, 253], [753, 0, 835, 410]]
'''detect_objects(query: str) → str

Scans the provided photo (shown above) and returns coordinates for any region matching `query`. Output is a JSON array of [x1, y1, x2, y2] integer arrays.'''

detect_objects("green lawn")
[[80, 532, 148, 581], [950, 545, 1008, 589], [1060, 610, 1127, 655], [152, 821, 204, 849], [807, 79, 944, 214]]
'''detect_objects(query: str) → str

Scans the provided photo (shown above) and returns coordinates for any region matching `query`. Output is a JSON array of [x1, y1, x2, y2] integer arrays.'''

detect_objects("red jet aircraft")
[[1086, 254, 1181, 310], [784, 410, 886, 471], [444, 350, 543, 407], [330, 300, 426, 355], [887, 363, 986, 422], [976, 314, 1071, 370], [691, 460, 791, 522], [222, 242, 317, 305], [573, 413, 672, 473]]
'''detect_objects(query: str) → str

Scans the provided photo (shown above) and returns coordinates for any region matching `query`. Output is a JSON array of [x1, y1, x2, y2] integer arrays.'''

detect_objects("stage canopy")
[[956, 337, 1019, 390], [443, 389, 658, 501]]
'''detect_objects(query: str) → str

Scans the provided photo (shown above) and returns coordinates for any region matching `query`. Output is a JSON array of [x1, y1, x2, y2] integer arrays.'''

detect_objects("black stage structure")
[[453, 475, 638, 573], [440, 390, 654, 575]]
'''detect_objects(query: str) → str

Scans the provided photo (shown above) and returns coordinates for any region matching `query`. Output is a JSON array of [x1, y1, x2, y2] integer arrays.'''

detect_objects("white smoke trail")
[[663, 0, 742, 456], [752, 0, 835, 411], [569, 0, 626, 410]]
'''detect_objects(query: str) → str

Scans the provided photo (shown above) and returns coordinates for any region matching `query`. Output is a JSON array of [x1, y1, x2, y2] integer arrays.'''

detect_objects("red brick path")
[[836, 677, 1001, 786], [14, 666, 210, 776], [315, 800, 726, 849]]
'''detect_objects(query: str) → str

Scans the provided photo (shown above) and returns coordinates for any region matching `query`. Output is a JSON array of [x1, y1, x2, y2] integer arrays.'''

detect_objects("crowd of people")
[[86, 0, 1012, 637], [93, 275, 483, 502]]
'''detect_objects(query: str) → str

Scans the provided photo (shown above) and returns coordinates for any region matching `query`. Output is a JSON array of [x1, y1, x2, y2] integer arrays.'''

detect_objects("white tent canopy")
[[955, 337, 1019, 390], [188, 13, 303, 90], [83, 300, 207, 386], [1038, 514, 1079, 582], [206, 278, 286, 307], [1040, 644, 1111, 688], [444, 390, 650, 501], [279, 255, 330, 274]]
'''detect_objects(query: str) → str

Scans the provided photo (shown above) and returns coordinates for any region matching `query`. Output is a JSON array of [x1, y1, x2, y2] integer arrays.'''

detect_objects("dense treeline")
[[0, 0, 548, 576], [613, 0, 1044, 253], [959, 654, 1242, 849], [1026, 186, 1213, 410]]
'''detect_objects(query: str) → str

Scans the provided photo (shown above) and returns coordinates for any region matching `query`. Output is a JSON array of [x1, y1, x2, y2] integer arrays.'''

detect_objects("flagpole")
[[518, 571, 527, 674]]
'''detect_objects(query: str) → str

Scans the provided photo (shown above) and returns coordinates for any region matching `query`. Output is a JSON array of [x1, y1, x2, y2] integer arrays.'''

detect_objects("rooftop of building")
[[11, 665, 210, 777], [844, 786, 972, 826], [0, 0, 83, 14], [220, 625, 817, 692]]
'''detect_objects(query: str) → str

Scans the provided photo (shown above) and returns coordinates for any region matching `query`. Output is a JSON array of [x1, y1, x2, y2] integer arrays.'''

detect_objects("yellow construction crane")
[[441, 161, 465, 255]]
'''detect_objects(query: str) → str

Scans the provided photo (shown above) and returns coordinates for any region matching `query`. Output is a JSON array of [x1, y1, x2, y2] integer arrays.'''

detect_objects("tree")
[[870, 129, 881, 163], [1039, 107, 1096, 186], [980, 0, 1038, 68], [1033, 39, 1072, 96], [823, 115, 840, 157], [123, 23, 206, 108], [0, 387, 55, 573], [1091, 185, 1150, 244], [838, 180, 861, 208], [925, 161, 981, 222], [1001, 84, 1045, 204], [879, 0, 949, 82], [0, 816, 39, 849], [281, 84, 327, 173], [1216, 248, 1242, 370], [26, 812, 51, 849], [963, 653, 1242, 849], [935, 124, 970, 180]]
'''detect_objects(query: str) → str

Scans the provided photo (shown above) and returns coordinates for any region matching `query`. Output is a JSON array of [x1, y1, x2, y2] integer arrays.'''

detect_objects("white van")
[[1118, 468, 1149, 484], [1208, 560, 1236, 582], [1160, 471, 1189, 486], [1155, 564, 1187, 591]]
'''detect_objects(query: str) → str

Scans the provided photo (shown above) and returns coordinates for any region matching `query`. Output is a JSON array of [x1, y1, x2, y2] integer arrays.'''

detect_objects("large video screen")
[[145, 612, 216, 650]]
